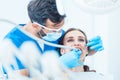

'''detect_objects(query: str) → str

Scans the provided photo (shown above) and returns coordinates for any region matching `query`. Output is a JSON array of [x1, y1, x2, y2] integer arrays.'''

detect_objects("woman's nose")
[[74, 41, 80, 46]]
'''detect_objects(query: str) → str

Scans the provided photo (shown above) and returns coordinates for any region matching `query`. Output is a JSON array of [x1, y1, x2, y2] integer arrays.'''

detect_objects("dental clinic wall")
[[0, 0, 30, 39], [65, 0, 120, 80], [108, 7, 120, 80], [0, 0, 120, 80], [63, 0, 120, 80]]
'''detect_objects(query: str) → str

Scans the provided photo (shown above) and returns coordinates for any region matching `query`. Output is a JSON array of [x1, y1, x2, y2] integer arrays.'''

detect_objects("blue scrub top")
[[3, 24, 65, 71]]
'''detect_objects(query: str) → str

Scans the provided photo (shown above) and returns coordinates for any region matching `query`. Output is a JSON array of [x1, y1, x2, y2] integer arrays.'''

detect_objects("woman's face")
[[60, 30, 88, 61]]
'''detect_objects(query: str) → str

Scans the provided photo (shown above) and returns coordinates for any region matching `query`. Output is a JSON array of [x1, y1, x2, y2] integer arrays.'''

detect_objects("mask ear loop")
[[56, 0, 65, 16]]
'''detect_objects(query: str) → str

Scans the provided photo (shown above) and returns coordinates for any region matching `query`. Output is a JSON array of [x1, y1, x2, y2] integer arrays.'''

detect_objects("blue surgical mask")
[[34, 22, 63, 41], [42, 32, 62, 41]]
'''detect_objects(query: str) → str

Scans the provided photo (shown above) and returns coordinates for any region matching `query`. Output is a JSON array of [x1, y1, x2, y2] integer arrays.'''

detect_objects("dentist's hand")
[[59, 49, 83, 68], [87, 36, 104, 52]]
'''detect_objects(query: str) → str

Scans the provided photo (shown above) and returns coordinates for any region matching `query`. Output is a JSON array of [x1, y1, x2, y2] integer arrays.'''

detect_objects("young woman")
[[59, 28, 95, 72]]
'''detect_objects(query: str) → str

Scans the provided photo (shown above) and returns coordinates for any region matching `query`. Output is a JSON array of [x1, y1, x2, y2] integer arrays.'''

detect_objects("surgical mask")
[[42, 31, 62, 41], [34, 22, 63, 41]]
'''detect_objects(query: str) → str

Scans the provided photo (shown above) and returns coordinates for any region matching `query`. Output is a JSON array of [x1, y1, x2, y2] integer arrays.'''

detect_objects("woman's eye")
[[67, 39, 74, 42], [79, 39, 85, 42]]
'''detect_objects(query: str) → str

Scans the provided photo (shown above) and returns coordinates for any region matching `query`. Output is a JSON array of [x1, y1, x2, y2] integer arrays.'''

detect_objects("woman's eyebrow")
[[65, 36, 74, 39], [78, 36, 85, 38], [64, 37, 73, 41]]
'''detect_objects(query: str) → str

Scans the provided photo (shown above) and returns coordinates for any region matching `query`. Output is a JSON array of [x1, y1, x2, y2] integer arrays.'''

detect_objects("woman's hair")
[[83, 65, 90, 72], [84, 65, 96, 72], [58, 28, 89, 56]]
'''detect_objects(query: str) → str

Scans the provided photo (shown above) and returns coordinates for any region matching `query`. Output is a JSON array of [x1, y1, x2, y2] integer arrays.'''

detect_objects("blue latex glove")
[[87, 36, 104, 51], [59, 49, 83, 68]]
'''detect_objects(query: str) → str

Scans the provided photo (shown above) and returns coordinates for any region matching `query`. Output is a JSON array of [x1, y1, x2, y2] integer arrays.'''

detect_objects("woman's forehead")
[[65, 30, 85, 38]]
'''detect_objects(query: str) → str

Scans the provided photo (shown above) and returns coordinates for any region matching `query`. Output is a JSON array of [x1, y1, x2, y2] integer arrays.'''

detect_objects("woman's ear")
[[60, 48, 65, 55]]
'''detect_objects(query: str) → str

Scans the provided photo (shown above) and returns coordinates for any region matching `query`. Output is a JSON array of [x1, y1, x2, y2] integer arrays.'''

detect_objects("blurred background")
[[0, 0, 120, 80]]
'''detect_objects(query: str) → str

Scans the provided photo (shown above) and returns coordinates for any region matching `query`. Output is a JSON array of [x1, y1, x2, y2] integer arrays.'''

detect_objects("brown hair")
[[84, 65, 96, 72]]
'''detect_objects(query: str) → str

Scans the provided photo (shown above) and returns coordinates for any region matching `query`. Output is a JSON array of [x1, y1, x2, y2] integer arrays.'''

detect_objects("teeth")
[[70, 48, 79, 51]]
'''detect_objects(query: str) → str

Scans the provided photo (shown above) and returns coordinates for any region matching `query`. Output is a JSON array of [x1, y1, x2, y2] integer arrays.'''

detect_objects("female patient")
[[58, 28, 95, 72]]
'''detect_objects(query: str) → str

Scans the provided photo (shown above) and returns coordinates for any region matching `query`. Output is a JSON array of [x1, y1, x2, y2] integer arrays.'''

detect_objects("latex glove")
[[87, 36, 104, 51], [59, 49, 83, 68]]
